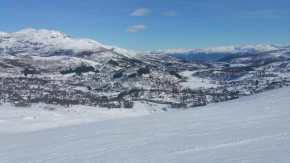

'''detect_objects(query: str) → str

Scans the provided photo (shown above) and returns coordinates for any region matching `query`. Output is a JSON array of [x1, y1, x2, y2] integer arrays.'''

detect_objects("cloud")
[[126, 25, 147, 33], [130, 9, 151, 16], [162, 11, 178, 17]]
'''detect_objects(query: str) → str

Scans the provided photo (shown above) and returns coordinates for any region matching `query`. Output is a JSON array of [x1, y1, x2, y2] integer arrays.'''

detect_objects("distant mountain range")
[[1, 28, 289, 61], [148, 44, 290, 60]]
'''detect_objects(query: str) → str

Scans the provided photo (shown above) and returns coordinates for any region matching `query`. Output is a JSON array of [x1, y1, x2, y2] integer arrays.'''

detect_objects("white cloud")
[[162, 11, 178, 17], [126, 25, 147, 33], [130, 9, 151, 16]]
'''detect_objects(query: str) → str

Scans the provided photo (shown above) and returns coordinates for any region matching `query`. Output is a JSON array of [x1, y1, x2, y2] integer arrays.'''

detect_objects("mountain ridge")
[[150, 44, 290, 54], [149, 44, 290, 60], [0, 28, 137, 58], [2, 29, 290, 60]]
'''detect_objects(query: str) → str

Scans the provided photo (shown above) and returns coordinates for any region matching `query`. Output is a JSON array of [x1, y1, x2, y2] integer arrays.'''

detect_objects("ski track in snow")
[[1, 87, 290, 163]]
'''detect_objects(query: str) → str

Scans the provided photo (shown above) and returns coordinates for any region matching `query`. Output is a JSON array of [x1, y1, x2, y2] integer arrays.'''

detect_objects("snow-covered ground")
[[1, 87, 290, 162], [179, 71, 218, 89], [0, 101, 168, 134]]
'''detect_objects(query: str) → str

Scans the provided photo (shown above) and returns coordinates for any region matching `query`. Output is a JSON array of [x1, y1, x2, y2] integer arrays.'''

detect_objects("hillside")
[[1, 87, 289, 163]]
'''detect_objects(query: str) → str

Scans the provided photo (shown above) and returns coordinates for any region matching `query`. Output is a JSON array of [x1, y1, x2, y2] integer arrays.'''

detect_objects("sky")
[[0, 0, 289, 51]]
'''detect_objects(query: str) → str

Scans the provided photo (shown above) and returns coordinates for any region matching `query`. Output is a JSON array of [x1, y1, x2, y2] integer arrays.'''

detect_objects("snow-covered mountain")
[[150, 44, 290, 60], [0, 28, 290, 111], [0, 31, 8, 36], [0, 28, 137, 58], [2, 29, 289, 61], [0, 29, 203, 109], [219, 49, 290, 66]]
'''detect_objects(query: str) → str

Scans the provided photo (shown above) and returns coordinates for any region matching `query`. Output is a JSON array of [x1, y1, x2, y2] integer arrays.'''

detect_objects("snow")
[[150, 44, 290, 55], [269, 50, 290, 58], [1, 87, 290, 163], [179, 71, 219, 88], [0, 28, 137, 58], [0, 102, 158, 134], [0, 31, 8, 36], [3, 29, 289, 60]]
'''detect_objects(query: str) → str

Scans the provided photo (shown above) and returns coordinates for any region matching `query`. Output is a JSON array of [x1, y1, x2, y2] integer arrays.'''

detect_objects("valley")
[[0, 29, 290, 110]]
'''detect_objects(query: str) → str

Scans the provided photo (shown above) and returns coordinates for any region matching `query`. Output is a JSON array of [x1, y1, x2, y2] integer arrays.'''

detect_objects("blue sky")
[[0, 0, 289, 51]]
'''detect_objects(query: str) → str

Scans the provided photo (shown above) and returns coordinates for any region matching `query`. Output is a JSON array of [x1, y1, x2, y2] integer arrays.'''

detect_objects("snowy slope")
[[0, 29, 136, 57], [0, 32, 8, 36], [0, 102, 161, 134], [1, 87, 290, 163]]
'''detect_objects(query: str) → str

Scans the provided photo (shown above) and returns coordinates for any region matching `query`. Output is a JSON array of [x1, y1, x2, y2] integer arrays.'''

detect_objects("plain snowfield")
[[1, 87, 290, 163], [0, 101, 168, 134]]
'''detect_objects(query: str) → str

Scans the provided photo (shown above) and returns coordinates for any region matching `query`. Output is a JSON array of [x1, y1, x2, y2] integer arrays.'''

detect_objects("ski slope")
[[1, 87, 290, 163], [0, 101, 166, 134]]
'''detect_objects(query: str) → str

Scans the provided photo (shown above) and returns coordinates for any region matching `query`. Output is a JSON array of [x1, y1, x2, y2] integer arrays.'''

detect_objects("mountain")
[[150, 44, 290, 61], [0, 29, 290, 110], [0, 29, 202, 109], [0, 31, 8, 36], [219, 49, 290, 66], [1, 87, 290, 162], [0, 28, 137, 58]]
